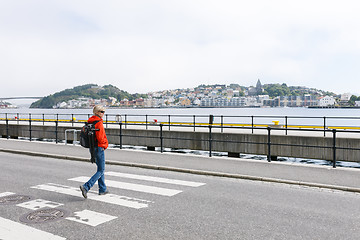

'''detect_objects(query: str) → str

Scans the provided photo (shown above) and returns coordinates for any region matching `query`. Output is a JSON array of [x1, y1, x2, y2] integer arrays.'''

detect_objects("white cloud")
[[1, 0, 360, 98]]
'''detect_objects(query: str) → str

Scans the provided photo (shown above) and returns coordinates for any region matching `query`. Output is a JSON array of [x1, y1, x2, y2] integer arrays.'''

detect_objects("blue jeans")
[[83, 147, 107, 193]]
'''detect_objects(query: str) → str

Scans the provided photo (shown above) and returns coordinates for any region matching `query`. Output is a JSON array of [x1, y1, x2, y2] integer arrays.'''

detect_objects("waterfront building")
[[192, 98, 201, 106], [135, 98, 145, 107], [318, 96, 337, 107], [263, 95, 317, 107], [303, 94, 317, 107], [340, 93, 352, 102], [340, 93, 352, 106], [180, 98, 191, 106]]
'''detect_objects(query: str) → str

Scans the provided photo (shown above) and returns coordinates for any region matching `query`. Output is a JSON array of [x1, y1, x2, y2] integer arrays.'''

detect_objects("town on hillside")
[[2, 80, 360, 109], [51, 80, 360, 109]]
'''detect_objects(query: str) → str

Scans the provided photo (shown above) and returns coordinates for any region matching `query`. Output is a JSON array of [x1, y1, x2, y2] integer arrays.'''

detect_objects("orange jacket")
[[88, 115, 108, 149]]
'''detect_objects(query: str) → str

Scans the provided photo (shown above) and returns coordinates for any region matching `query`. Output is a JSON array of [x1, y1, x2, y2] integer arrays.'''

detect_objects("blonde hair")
[[93, 105, 106, 114]]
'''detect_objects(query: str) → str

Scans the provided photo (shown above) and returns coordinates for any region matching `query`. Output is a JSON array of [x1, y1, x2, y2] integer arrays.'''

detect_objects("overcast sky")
[[1, 0, 360, 99]]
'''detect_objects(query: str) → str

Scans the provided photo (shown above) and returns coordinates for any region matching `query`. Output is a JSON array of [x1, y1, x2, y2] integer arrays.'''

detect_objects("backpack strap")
[[92, 120, 100, 128], [91, 120, 101, 145]]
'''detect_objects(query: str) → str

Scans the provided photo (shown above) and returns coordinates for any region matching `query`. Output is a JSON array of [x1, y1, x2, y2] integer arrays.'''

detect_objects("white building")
[[229, 97, 246, 107], [340, 93, 352, 102], [193, 98, 201, 106], [233, 90, 240, 97], [318, 96, 336, 106]]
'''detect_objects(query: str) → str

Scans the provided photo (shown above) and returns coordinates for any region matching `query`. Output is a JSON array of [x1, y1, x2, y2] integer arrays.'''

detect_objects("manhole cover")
[[0, 194, 31, 205], [20, 208, 70, 224]]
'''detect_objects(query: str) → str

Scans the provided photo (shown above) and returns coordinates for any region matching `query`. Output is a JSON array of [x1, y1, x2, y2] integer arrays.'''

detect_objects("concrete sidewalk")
[[1, 138, 359, 193]]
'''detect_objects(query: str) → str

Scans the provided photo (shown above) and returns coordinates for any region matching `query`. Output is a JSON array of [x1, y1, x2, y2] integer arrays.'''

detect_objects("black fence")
[[1, 113, 360, 168]]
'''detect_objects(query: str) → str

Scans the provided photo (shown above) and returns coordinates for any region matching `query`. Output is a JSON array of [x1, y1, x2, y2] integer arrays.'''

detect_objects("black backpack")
[[80, 121, 99, 163], [80, 121, 99, 148]]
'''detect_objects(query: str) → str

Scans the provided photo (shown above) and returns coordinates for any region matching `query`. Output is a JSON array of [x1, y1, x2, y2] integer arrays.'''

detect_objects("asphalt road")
[[1, 152, 360, 240]]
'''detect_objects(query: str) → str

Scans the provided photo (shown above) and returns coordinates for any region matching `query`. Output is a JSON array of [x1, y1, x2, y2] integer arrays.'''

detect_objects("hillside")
[[29, 82, 340, 109], [262, 83, 335, 97], [30, 84, 146, 108]]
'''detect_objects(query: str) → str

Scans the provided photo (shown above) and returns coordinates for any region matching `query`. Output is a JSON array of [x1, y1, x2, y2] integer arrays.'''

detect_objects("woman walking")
[[80, 105, 109, 198]]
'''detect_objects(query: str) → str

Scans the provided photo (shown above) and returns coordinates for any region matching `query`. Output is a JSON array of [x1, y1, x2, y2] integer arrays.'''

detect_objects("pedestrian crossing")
[[0, 216, 66, 240], [31, 183, 151, 209], [105, 171, 206, 187], [0, 171, 206, 238], [69, 176, 183, 196]]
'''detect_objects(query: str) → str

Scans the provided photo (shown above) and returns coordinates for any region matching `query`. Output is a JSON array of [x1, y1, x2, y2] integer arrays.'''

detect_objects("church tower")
[[255, 79, 262, 95]]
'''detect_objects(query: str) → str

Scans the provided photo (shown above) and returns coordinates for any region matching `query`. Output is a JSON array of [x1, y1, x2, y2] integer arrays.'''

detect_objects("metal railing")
[[1, 113, 360, 132], [106, 122, 360, 168], [1, 113, 360, 168]]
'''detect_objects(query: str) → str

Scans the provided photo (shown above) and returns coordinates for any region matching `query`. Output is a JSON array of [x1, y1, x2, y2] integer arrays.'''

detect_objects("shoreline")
[[3, 106, 360, 110]]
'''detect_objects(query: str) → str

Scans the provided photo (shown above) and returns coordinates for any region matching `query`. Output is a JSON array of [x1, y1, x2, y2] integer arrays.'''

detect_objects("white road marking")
[[0, 192, 16, 197], [0, 216, 66, 240], [106, 171, 206, 187], [17, 199, 64, 210], [68, 176, 182, 196], [66, 210, 117, 227], [31, 183, 150, 209]]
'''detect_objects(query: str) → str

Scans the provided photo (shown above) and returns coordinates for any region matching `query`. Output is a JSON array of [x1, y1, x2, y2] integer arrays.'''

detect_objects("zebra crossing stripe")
[[68, 176, 182, 196], [31, 183, 150, 209], [106, 172, 206, 187], [0, 192, 15, 197], [0, 216, 66, 240]]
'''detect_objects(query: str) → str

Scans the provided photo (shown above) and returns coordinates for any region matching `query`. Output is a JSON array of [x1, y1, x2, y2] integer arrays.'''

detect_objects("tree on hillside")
[[263, 83, 291, 97], [30, 84, 143, 108], [349, 95, 360, 106]]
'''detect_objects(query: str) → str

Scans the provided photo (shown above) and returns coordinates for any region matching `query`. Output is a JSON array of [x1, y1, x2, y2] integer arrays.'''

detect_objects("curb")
[[1, 148, 360, 194]]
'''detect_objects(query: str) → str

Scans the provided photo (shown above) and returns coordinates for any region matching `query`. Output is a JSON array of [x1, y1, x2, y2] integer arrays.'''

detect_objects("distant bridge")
[[0, 97, 43, 101]]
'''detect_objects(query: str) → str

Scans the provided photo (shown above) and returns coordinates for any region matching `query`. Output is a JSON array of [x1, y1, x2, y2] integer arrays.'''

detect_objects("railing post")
[[119, 122, 122, 149], [71, 114, 74, 127], [193, 115, 196, 132], [209, 124, 212, 157], [251, 116, 254, 134], [55, 120, 58, 144], [17, 113, 19, 125], [221, 115, 224, 133], [6, 113, 9, 139], [323, 116, 326, 137], [285, 116, 288, 135], [29, 113, 32, 141], [105, 114, 108, 128], [43, 114, 45, 126], [209, 115, 214, 125], [332, 129, 336, 168], [160, 124, 163, 153], [168, 115, 171, 131], [125, 115, 127, 129], [146, 115, 148, 130], [267, 127, 271, 162]]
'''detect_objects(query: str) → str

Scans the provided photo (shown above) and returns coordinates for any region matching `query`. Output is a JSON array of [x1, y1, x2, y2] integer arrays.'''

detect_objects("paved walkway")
[[0, 138, 359, 193]]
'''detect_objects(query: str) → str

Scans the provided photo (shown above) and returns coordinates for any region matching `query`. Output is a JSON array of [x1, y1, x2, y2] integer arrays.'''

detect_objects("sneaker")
[[80, 185, 88, 199], [99, 190, 109, 195]]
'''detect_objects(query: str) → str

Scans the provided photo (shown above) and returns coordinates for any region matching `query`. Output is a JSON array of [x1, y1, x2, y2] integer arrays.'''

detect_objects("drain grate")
[[0, 194, 31, 205], [20, 208, 70, 224]]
